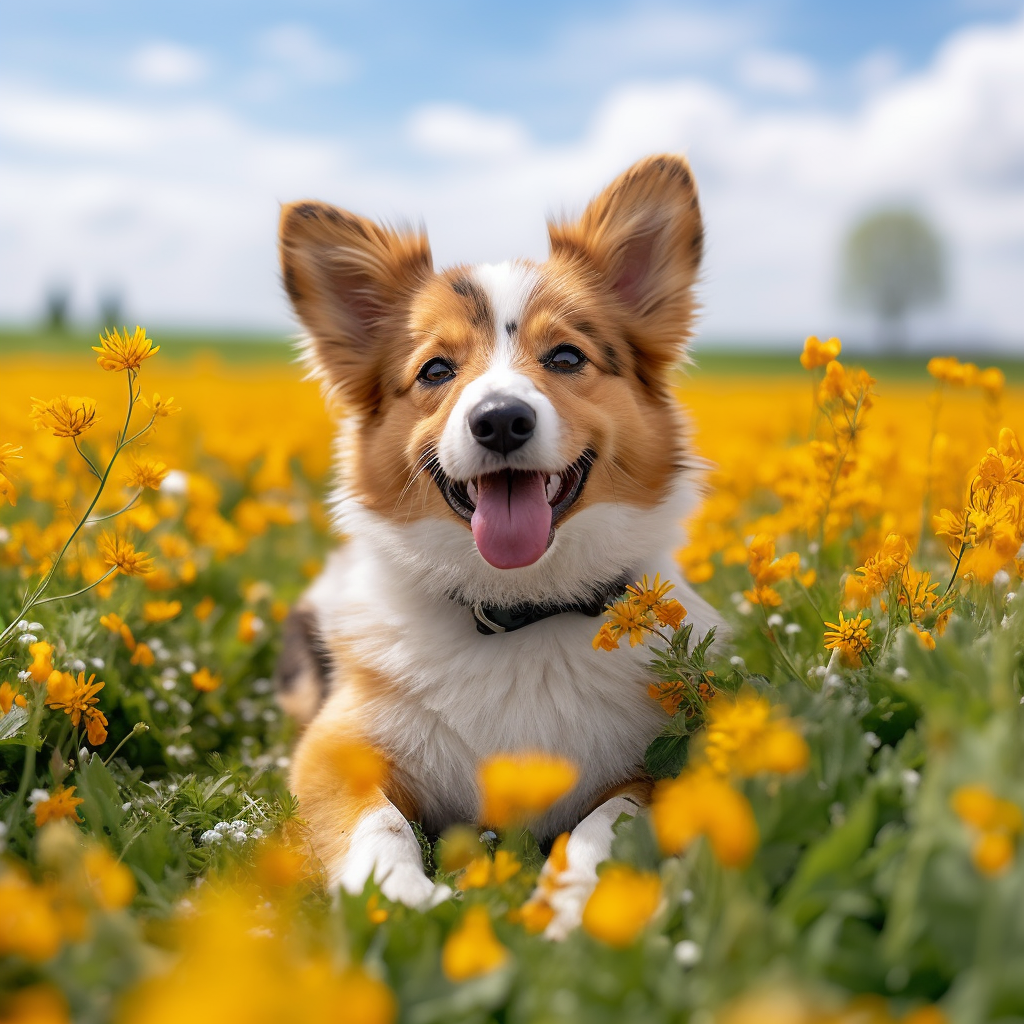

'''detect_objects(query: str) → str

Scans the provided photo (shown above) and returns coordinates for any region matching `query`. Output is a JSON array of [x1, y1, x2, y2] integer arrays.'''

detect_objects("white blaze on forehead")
[[470, 260, 539, 366], [438, 260, 564, 480]]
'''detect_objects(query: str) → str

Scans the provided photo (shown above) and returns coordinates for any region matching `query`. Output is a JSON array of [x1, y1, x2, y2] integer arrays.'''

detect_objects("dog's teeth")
[[466, 479, 479, 505], [545, 475, 561, 503]]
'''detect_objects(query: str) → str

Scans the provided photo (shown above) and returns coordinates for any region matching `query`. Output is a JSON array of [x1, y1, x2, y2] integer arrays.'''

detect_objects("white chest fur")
[[317, 492, 720, 839]]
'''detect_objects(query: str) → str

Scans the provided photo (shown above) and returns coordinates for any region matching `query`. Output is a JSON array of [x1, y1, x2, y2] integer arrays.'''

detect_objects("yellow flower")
[[744, 534, 802, 607], [238, 609, 263, 642], [910, 623, 936, 650], [99, 614, 137, 652], [92, 325, 159, 371], [478, 752, 579, 828], [141, 392, 180, 417], [0, 680, 28, 714], [701, 692, 809, 778], [27, 641, 54, 684], [651, 767, 759, 867], [951, 784, 1022, 878], [0, 984, 70, 1024], [604, 597, 652, 647], [130, 643, 155, 668], [330, 740, 386, 795], [823, 611, 873, 668], [458, 850, 521, 890], [366, 894, 389, 925], [45, 671, 108, 744], [98, 532, 154, 577], [33, 785, 85, 827], [441, 907, 510, 981], [581, 865, 661, 947], [143, 599, 182, 624], [592, 622, 621, 651], [30, 395, 98, 438], [193, 596, 216, 622], [951, 785, 1023, 833], [927, 355, 978, 387], [799, 334, 841, 370], [0, 442, 22, 506], [0, 870, 64, 961], [191, 667, 222, 692], [83, 845, 137, 910], [978, 366, 1005, 399], [124, 458, 169, 490]]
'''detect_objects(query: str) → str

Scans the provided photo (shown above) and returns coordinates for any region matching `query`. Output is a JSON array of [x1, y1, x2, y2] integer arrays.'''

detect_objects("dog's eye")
[[417, 358, 456, 384], [544, 345, 586, 373]]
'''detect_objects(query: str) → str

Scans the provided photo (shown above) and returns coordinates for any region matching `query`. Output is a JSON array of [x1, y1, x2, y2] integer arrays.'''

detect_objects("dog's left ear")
[[548, 154, 703, 379]]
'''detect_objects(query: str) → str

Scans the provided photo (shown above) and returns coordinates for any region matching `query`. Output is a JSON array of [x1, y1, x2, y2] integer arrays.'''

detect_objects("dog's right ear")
[[279, 202, 433, 413]]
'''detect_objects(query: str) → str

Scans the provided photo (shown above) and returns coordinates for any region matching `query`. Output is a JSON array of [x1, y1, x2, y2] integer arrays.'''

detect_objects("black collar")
[[468, 576, 631, 636]]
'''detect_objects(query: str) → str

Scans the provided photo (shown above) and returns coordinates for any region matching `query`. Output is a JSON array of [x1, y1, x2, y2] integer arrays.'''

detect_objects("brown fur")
[[278, 154, 704, 881]]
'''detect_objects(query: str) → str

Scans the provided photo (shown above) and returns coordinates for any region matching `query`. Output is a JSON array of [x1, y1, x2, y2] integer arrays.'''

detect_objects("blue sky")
[[2, 0, 1023, 345]]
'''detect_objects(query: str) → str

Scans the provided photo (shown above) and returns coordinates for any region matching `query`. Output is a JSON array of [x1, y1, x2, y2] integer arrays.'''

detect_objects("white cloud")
[[128, 43, 209, 86], [1, 15, 1022, 348], [255, 24, 355, 84], [737, 50, 818, 96], [408, 105, 528, 159]]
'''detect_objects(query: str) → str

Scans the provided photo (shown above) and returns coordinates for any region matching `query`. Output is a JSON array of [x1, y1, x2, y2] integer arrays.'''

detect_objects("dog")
[[275, 153, 719, 937]]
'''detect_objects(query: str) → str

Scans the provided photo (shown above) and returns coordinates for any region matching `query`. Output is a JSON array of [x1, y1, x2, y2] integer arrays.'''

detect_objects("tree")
[[841, 209, 945, 350]]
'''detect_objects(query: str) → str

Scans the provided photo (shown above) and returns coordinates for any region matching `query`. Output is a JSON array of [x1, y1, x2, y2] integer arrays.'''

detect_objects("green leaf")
[[0, 705, 29, 742], [777, 784, 878, 926], [644, 733, 690, 780], [74, 753, 128, 850]]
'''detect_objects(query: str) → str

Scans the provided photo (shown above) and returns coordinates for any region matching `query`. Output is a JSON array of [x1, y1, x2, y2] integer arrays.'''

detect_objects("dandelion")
[[581, 865, 661, 947], [823, 611, 873, 668], [478, 752, 578, 828], [30, 395, 99, 438], [33, 785, 85, 827], [799, 334, 841, 370], [143, 599, 182, 624], [98, 532, 154, 577], [0, 680, 28, 714], [92, 326, 159, 372], [441, 907, 510, 981], [124, 458, 169, 490], [190, 667, 222, 693], [27, 640, 54, 684], [651, 767, 759, 867]]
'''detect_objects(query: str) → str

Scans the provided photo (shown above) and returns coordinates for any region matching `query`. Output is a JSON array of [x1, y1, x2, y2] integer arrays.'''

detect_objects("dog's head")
[[280, 155, 703, 604]]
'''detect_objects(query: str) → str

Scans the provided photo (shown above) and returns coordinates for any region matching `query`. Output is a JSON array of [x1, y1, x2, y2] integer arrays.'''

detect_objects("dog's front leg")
[[290, 721, 448, 907], [537, 782, 652, 940]]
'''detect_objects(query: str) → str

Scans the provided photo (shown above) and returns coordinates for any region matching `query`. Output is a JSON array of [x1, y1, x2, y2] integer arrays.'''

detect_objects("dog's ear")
[[279, 202, 433, 413], [547, 154, 703, 380]]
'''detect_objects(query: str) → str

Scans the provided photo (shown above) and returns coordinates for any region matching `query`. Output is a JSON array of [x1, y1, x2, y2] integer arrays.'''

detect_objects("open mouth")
[[428, 450, 595, 569]]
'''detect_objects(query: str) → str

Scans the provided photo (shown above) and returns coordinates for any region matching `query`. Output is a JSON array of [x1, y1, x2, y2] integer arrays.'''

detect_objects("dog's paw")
[[541, 867, 597, 941], [379, 863, 452, 909]]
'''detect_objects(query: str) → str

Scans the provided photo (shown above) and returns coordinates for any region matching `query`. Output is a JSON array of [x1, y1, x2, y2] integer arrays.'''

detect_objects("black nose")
[[468, 398, 536, 455]]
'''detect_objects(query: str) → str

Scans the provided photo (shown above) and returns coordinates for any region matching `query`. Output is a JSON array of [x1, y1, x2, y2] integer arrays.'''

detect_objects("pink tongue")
[[471, 470, 552, 569]]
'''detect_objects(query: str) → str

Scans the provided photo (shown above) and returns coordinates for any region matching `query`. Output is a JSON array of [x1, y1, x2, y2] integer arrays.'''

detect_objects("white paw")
[[379, 862, 452, 909], [541, 868, 597, 941]]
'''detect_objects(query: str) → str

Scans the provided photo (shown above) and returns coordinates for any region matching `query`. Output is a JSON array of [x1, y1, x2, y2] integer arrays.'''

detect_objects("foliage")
[[1, 333, 1023, 1023]]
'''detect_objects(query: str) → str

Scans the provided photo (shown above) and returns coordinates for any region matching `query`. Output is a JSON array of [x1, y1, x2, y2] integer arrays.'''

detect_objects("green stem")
[[4, 693, 44, 832], [73, 437, 102, 479], [86, 490, 142, 525], [0, 372, 141, 650], [104, 721, 149, 766], [33, 567, 118, 606]]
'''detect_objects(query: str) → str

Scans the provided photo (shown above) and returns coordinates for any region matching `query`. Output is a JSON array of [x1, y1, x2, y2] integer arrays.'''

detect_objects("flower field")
[[1, 330, 1024, 1024]]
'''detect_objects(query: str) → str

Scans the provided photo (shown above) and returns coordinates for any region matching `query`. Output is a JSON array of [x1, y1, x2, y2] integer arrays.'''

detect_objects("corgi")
[[276, 154, 719, 937]]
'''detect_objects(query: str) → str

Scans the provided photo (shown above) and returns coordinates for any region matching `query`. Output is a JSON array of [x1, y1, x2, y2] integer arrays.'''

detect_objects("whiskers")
[[393, 445, 440, 516]]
